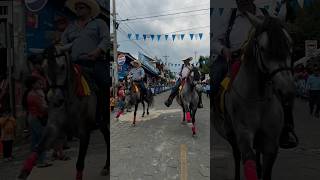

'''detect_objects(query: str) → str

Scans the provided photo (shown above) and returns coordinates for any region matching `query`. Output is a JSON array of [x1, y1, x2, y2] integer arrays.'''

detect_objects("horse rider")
[[128, 60, 148, 96], [62, 0, 109, 126], [212, 0, 298, 148], [164, 57, 203, 108]]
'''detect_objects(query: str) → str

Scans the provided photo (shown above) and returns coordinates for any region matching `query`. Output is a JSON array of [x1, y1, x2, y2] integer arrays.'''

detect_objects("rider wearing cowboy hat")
[[128, 60, 148, 96], [212, 0, 297, 148], [164, 57, 203, 108], [62, 0, 109, 128]]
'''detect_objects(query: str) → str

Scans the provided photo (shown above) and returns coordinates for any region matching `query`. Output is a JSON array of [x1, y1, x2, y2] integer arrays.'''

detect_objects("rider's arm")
[[212, 9, 232, 55]]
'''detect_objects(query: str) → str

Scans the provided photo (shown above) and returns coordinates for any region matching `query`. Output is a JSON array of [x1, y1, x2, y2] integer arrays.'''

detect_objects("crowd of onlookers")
[[0, 55, 70, 165], [294, 63, 320, 118]]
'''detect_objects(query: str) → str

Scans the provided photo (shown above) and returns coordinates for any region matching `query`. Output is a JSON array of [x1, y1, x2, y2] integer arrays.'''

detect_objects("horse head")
[[244, 12, 295, 101]]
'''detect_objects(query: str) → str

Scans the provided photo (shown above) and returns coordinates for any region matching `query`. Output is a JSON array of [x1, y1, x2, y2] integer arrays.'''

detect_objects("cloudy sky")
[[111, 0, 210, 73]]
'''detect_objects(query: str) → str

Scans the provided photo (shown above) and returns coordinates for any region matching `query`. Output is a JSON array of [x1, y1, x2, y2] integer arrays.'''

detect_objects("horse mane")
[[243, 16, 290, 62]]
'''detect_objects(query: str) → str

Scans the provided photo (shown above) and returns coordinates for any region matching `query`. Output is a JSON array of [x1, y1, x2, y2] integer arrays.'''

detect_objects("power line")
[[118, 8, 209, 22], [122, 12, 209, 23], [125, 3, 210, 19]]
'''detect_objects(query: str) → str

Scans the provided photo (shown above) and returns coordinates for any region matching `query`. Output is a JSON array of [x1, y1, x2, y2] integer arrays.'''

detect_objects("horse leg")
[[182, 107, 186, 124], [230, 139, 241, 180], [100, 122, 110, 176], [147, 101, 150, 115], [76, 131, 91, 180], [142, 100, 145, 117], [256, 151, 262, 179], [192, 108, 197, 136], [133, 104, 138, 126], [237, 132, 258, 180], [261, 139, 278, 180]]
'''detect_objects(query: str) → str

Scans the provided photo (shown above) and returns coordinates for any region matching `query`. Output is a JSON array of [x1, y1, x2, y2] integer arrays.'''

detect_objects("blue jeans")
[[28, 115, 46, 164], [212, 55, 228, 94]]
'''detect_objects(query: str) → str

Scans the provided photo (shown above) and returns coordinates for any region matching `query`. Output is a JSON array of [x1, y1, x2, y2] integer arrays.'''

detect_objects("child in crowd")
[[0, 110, 16, 162], [115, 86, 126, 119]]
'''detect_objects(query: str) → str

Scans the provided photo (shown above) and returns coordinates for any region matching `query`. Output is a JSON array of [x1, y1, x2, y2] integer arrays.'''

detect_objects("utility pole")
[[112, 0, 118, 97]]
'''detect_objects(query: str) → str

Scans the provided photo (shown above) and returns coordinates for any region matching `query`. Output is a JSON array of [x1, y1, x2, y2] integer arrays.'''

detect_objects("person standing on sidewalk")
[[0, 110, 16, 162], [306, 65, 320, 118], [22, 76, 52, 168], [115, 85, 126, 120]]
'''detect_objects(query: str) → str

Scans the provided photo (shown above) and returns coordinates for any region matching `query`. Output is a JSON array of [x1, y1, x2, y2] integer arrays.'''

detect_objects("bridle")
[[253, 37, 293, 82]]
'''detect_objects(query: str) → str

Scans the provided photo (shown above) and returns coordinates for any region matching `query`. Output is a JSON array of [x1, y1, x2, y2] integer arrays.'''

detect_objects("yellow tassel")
[[81, 76, 91, 96]]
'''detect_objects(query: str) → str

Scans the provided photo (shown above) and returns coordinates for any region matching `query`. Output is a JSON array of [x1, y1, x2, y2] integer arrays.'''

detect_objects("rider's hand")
[[88, 48, 102, 61], [221, 48, 232, 62]]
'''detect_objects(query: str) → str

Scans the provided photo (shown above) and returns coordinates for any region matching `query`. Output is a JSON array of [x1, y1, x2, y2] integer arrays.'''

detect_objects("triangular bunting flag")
[[135, 34, 139, 40], [172, 34, 176, 41], [190, 34, 194, 40], [128, 33, 132, 40], [199, 33, 203, 40], [165, 35, 169, 40], [195, 33, 198, 40], [181, 34, 185, 40], [157, 35, 161, 41], [143, 34, 147, 41], [219, 8, 224, 16], [150, 34, 155, 41]]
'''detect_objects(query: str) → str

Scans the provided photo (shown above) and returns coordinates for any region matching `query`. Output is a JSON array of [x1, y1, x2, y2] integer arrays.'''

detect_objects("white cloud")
[[114, 0, 210, 70]]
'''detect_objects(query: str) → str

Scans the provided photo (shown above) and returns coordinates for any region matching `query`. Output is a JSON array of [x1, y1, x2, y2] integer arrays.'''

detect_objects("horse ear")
[[245, 11, 263, 27]]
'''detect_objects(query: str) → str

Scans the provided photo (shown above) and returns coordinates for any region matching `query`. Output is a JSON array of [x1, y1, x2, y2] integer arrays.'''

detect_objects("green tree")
[[198, 56, 210, 74]]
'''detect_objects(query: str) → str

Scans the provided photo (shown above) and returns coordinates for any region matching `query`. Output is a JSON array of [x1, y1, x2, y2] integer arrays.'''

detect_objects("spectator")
[[205, 83, 210, 97], [115, 85, 126, 119], [306, 65, 320, 118], [22, 76, 52, 168], [0, 110, 16, 162]]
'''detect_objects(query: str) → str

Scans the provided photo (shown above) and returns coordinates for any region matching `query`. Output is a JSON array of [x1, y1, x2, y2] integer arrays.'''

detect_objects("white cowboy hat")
[[182, 57, 193, 62], [130, 60, 142, 67], [66, 0, 100, 18]]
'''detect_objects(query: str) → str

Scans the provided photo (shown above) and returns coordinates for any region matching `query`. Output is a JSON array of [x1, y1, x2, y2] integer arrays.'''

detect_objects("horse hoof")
[[142, 115, 145, 117]]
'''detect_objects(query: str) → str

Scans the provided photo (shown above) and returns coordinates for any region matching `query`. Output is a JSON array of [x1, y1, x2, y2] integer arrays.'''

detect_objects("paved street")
[[212, 98, 320, 180], [0, 130, 107, 180], [111, 91, 210, 180]]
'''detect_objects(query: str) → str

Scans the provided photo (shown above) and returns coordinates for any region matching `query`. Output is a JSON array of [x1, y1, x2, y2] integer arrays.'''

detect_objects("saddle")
[[73, 64, 91, 97]]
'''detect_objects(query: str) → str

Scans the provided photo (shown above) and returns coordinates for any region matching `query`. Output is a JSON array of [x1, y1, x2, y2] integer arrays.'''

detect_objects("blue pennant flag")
[[219, 8, 224, 16], [150, 34, 155, 41], [264, 5, 269, 10], [172, 34, 176, 41], [135, 34, 139, 40], [165, 35, 169, 40], [210, 8, 214, 16], [181, 34, 185, 40], [157, 35, 161, 41], [143, 34, 147, 41], [128, 33, 132, 40], [190, 34, 194, 40], [199, 33, 203, 40]]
